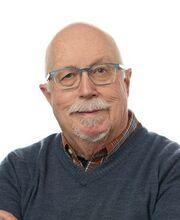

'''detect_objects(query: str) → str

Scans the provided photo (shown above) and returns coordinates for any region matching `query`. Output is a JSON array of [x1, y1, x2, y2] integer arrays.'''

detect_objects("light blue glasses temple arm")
[[46, 72, 56, 81], [117, 64, 128, 79]]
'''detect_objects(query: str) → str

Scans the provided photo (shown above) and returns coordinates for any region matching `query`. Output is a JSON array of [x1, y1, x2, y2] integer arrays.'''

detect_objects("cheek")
[[51, 89, 74, 111], [102, 82, 128, 105], [101, 83, 128, 120], [50, 91, 76, 124]]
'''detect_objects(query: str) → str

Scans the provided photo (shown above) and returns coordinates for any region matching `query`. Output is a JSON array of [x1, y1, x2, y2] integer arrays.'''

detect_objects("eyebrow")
[[54, 57, 112, 70], [88, 57, 112, 67]]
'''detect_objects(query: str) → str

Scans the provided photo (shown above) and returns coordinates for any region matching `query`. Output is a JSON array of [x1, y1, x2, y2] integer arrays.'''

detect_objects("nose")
[[78, 72, 98, 99]]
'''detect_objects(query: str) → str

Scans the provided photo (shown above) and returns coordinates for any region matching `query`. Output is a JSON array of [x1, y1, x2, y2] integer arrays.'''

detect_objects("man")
[[0, 23, 180, 220]]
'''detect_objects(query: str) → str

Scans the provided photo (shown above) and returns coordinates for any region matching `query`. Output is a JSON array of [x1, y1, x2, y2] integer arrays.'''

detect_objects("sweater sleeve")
[[0, 153, 22, 220], [152, 143, 180, 220]]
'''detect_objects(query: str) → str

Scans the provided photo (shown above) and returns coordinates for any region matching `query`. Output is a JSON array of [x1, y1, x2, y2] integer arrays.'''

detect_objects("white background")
[[0, 0, 180, 161]]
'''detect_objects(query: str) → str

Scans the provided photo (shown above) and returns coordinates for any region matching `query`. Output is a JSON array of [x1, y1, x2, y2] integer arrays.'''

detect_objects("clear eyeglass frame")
[[46, 63, 126, 90]]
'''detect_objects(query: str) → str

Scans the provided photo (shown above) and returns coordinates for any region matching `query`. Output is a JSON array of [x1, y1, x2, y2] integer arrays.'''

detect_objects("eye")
[[92, 66, 109, 76], [95, 67, 107, 73], [55, 70, 78, 86], [56, 72, 76, 83], [62, 73, 75, 80]]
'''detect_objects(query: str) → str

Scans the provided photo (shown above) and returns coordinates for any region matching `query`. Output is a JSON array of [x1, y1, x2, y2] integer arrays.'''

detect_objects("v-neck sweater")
[[0, 125, 180, 220]]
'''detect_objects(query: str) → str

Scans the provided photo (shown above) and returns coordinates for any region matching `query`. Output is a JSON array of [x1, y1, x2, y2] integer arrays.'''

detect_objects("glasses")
[[46, 63, 125, 90]]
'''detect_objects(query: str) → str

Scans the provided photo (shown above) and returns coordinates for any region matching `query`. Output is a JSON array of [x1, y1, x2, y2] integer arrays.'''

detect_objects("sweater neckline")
[[54, 125, 147, 186]]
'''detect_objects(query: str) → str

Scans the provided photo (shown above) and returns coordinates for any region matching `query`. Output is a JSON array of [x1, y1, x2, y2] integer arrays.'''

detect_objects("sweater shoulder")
[[145, 128, 180, 154], [0, 133, 61, 180], [11, 133, 60, 161], [135, 126, 180, 153], [135, 126, 180, 171]]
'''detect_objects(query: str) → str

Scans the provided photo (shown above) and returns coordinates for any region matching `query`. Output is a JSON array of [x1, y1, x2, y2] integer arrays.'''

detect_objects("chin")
[[73, 126, 111, 143]]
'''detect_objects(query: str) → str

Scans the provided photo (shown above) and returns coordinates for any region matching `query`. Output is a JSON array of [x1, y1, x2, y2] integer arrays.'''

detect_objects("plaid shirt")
[[62, 110, 140, 172]]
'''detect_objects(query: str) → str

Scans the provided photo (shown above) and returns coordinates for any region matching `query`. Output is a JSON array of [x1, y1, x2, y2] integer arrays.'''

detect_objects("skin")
[[0, 210, 17, 220], [0, 23, 132, 219], [40, 22, 132, 160]]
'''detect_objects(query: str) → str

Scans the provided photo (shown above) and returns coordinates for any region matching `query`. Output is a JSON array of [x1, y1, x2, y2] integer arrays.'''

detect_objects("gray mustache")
[[68, 99, 110, 114]]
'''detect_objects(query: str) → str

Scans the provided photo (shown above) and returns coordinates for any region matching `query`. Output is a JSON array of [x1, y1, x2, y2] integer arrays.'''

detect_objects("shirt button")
[[68, 149, 73, 154]]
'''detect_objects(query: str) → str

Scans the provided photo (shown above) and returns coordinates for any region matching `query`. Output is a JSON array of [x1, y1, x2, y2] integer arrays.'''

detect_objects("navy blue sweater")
[[0, 126, 180, 220]]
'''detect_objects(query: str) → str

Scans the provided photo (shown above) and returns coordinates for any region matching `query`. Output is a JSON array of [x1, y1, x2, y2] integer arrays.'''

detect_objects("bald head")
[[45, 23, 123, 74]]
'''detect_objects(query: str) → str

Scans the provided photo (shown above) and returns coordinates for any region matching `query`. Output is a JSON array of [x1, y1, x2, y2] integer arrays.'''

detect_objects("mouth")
[[69, 108, 110, 119], [75, 109, 104, 116], [78, 110, 101, 113]]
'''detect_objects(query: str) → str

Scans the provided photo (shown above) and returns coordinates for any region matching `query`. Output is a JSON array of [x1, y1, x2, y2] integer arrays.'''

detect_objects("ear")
[[124, 68, 132, 96], [39, 83, 52, 105]]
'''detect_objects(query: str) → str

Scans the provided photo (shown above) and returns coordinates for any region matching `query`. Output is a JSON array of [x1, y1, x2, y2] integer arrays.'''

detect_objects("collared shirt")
[[62, 110, 140, 172]]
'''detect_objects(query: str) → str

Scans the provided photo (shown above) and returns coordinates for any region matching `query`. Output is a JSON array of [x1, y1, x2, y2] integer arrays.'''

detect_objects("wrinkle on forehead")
[[45, 22, 123, 74]]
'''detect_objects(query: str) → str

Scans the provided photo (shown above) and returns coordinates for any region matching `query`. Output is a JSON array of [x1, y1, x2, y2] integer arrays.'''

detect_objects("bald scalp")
[[45, 23, 123, 74]]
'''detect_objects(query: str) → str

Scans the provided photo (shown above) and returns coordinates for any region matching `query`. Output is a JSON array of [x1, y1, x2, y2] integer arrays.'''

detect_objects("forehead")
[[48, 26, 119, 70]]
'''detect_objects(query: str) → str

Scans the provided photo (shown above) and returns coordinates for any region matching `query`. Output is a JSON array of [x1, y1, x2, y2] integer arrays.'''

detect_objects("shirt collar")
[[61, 110, 140, 170]]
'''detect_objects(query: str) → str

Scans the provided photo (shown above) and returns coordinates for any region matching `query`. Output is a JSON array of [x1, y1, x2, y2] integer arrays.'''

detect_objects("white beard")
[[73, 126, 110, 143], [72, 116, 111, 143]]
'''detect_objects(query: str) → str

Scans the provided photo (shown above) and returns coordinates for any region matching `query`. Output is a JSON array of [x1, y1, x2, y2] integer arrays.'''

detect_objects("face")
[[40, 25, 131, 153]]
